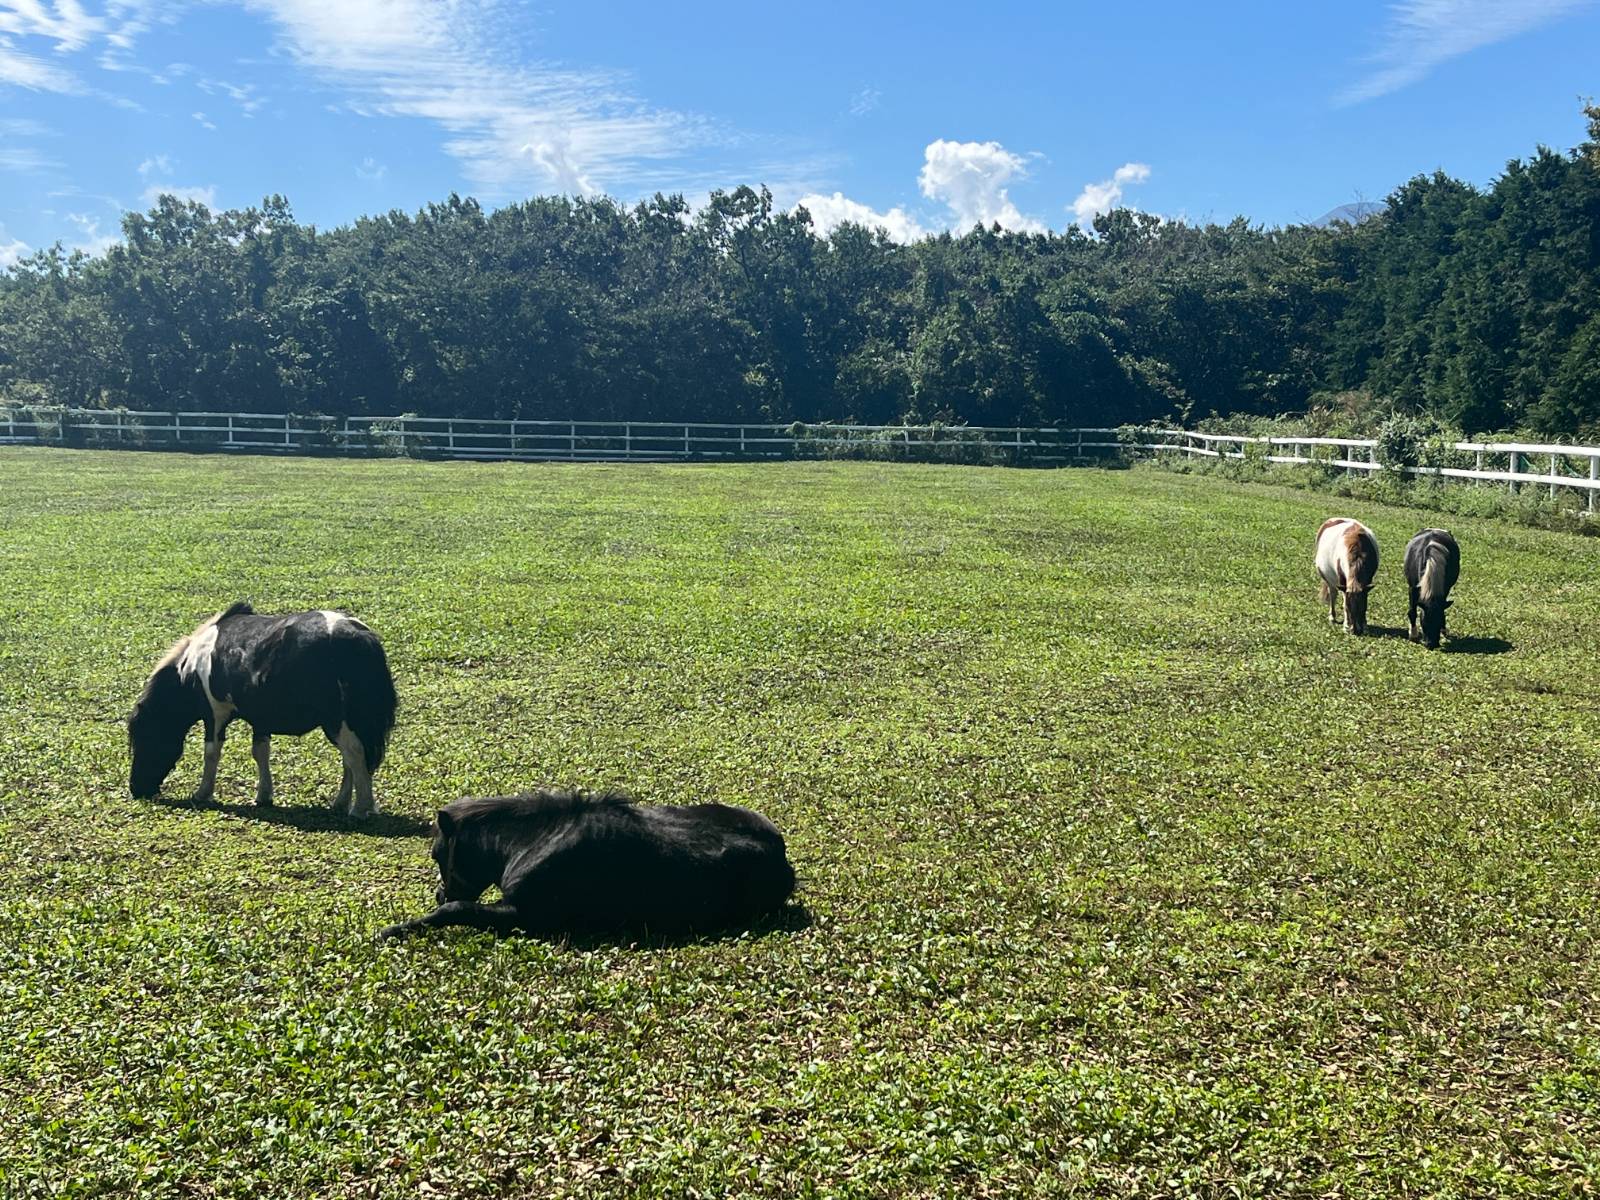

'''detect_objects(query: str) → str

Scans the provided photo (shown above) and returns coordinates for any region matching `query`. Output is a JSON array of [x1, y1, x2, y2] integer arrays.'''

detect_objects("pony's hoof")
[[255, 791, 274, 807], [376, 922, 411, 941]]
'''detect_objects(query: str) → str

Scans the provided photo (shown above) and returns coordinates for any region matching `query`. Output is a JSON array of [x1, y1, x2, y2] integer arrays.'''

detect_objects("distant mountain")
[[1312, 201, 1385, 228]]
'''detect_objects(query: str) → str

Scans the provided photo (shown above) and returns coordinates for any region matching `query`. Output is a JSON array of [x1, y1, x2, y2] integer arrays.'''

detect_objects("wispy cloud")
[[141, 182, 216, 207], [66, 211, 120, 254], [1069, 162, 1151, 230], [848, 86, 880, 117], [198, 75, 264, 115], [0, 225, 28, 267], [1340, 0, 1594, 104], [355, 155, 385, 181], [0, 116, 55, 136], [0, 142, 61, 172], [0, 41, 83, 91], [233, 0, 724, 198], [137, 152, 173, 177], [191, 109, 215, 130]]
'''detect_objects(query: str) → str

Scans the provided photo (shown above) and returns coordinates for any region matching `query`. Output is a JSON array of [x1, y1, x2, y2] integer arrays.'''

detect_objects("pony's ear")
[[436, 809, 456, 836]]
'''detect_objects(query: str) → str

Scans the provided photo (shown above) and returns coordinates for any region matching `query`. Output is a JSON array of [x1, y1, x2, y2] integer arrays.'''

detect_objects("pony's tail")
[[338, 632, 399, 773]]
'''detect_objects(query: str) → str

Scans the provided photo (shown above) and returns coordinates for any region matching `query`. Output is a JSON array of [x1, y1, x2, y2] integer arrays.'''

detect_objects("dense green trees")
[[3, 114, 1599, 436]]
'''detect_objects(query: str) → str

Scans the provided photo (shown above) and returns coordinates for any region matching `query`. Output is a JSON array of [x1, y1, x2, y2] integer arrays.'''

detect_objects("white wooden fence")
[[0, 407, 1127, 464], [2, 407, 1597, 510], [1140, 429, 1600, 511]]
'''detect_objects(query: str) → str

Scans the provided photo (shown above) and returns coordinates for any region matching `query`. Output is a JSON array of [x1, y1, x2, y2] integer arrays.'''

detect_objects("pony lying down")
[[379, 789, 797, 940]]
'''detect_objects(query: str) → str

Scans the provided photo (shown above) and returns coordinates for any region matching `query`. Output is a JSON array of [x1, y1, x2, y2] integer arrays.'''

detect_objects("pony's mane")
[[146, 602, 254, 678], [1419, 543, 1449, 600], [441, 788, 635, 829]]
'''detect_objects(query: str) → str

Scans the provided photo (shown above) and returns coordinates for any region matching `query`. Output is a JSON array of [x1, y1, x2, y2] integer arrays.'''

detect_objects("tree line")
[[3, 107, 1597, 436]]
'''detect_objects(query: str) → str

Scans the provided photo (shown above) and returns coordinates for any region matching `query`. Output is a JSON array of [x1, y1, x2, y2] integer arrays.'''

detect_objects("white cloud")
[[795, 191, 926, 243], [66, 212, 119, 254], [849, 86, 880, 117], [917, 138, 1043, 233], [191, 110, 215, 130], [0, 1, 107, 51], [0, 116, 54, 137], [0, 143, 60, 172], [232, 0, 719, 198], [199, 76, 264, 116], [0, 41, 83, 91], [1340, 0, 1593, 104], [141, 183, 216, 207], [0, 227, 27, 267], [137, 153, 173, 178], [355, 155, 385, 181], [1069, 161, 1151, 230]]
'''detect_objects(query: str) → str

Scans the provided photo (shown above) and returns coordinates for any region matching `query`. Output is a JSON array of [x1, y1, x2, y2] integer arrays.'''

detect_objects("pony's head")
[[1344, 586, 1370, 636], [127, 661, 200, 799], [1418, 597, 1451, 650], [431, 808, 496, 904]]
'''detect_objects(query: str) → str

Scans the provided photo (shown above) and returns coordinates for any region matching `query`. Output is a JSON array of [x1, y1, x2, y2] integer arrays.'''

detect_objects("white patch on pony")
[[335, 723, 375, 817], [1314, 519, 1356, 592], [319, 609, 346, 634], [175, 619, 236, 730]]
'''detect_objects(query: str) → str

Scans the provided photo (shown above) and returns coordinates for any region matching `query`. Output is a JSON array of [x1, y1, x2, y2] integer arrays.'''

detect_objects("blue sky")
[[2, 0, 1598, 263]]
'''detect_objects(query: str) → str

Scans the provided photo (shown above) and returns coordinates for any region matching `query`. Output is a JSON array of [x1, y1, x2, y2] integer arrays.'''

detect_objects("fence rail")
[[2, 408, 1598, 510], [1146, 428, 1600, 511], [0, 408, 1128, 465]]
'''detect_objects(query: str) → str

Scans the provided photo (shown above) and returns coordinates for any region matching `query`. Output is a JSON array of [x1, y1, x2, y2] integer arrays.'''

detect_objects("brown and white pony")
[[1314, 518, 1379, 635]]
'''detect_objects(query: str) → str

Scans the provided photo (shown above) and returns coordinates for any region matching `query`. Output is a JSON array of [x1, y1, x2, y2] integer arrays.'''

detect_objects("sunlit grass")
[[1, 448, 1598, 1197]]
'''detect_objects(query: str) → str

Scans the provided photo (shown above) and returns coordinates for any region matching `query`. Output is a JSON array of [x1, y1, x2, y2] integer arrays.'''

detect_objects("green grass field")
[[2, 448, 1598, 1198]]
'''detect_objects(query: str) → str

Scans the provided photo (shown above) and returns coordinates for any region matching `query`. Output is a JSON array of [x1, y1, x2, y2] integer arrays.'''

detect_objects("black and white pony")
[[128, 603, 398, 816], [379, 790, 797, 940], [1404, 528, 1461, 649]]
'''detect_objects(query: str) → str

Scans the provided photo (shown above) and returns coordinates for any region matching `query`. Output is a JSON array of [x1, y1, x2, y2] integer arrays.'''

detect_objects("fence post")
[[447, 420, 455, 455], [1508, 451, 1519, 495], [1590, 454, 1598, 514], [570, 421, 577, 459], [1475, 449, 1484, 485], [1369, 444, 1378, 473], [1076, 429, 1083, 461], [625, 423, 632, 459], [174, 412, 182, 444], [283, 412, 291, 449], [227, 415, 235, 449], [740, 425, 747, 456], [1551, 453, 1560, 501], [684, 425, 691, 456]]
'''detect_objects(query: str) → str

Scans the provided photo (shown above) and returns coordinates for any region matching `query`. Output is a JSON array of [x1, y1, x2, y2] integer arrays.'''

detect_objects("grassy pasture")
[[1, 448, 1598, 1198]]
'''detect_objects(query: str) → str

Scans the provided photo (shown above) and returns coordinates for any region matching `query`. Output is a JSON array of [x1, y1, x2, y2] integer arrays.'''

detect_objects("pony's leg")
[[193, 723, 227, 803], [377, 902, 521, 941], [251, 734, 273, 806], [1408, 587, 1420, 641], [335, 724, 375, 817], [1321, 579, 1338, 625], [335, 767, 353, 812]]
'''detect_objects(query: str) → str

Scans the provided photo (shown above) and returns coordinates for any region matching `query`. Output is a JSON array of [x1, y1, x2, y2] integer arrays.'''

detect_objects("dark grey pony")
[[379, 790, 797, 940], [1404, 529, 1461, 649], [128, 603, 398, 814]]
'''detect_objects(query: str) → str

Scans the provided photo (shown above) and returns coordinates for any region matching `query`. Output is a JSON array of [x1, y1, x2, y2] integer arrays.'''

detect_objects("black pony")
[[128, 603, 398, 815], [1404, 529, 1461, 649], [378, 790, 797, 940]]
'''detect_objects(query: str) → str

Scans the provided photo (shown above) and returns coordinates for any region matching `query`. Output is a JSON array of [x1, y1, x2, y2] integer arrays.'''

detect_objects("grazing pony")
[[378, 789, 797, 940], [128, 603, 397, 815], [1314, 517, 1379, 635], [1404, 528, 1460, 649]]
